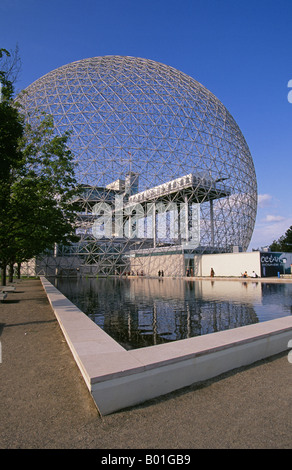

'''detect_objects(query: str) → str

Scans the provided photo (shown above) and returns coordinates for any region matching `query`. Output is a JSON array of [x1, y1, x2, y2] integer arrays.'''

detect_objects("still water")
[[54, 277, 292, 350]]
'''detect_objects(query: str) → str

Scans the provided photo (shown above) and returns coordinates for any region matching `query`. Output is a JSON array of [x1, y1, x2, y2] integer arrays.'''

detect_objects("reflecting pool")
[[53, 277, 292, 350]]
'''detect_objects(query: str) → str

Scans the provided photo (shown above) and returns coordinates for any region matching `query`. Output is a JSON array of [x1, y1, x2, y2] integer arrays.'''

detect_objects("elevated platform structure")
[[128, 173, 230, 206], [56, 171, 232, 275]]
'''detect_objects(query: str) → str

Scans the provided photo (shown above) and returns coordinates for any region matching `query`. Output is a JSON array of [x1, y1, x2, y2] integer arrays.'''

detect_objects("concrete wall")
[[23, 250, 291, 279], [194, 251, 261, 277], [20, 259, 36, 277], [131, 252, 185, 277], [133, 250, 263, 278]]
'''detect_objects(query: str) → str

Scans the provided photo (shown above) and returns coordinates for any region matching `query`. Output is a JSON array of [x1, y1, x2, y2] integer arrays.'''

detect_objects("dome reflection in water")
[[54, 277, 292, 350]]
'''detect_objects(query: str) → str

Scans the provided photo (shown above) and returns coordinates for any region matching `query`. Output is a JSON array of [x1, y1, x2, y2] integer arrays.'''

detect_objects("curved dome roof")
[[19, 56, 257, 258]]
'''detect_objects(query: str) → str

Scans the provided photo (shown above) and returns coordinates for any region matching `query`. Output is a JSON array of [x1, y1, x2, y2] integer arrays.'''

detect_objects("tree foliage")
[[269, 226, 292, 252], [0, 48, 77, 285], [0, 45, 21, 85]]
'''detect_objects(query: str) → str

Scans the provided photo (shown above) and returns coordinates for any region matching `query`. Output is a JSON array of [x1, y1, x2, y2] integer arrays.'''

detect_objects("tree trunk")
[[9, 263, 14, 283], [17, 262, 21, 279], [1, 264, 7, 286]]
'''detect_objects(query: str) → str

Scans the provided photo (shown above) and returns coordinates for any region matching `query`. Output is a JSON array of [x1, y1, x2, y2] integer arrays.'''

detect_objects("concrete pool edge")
[[40, 276, 292, 415]]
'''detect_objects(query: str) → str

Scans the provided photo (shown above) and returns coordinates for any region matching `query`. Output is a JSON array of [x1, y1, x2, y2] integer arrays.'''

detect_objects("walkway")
[[0, 279, 291, 449]]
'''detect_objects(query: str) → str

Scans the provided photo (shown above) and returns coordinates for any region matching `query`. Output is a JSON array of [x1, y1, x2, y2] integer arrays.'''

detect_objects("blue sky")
[[1, 0, 292, 250]]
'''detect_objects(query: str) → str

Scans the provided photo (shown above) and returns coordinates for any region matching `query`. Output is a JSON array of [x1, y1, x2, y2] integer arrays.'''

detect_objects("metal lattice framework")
[[19, 56, 257, 276]]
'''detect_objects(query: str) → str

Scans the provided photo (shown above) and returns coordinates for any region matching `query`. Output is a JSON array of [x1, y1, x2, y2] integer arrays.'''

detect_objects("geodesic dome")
[[19, 55, 257, 276]]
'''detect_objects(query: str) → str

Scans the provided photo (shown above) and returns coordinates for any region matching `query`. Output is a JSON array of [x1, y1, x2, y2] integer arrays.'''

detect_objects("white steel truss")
[[18, 56, 257, 276]]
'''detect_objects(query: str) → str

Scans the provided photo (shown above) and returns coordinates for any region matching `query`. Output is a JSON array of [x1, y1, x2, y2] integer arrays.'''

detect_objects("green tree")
[[0, 49, 78, 285], [0, 50, 24, 284], [0, 44, 21, 85], [0, 49, 24, 183], [269, 226, 292, 252]]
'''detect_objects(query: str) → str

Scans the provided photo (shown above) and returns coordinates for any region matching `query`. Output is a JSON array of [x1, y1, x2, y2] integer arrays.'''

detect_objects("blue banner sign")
[[260, 252, 292, 277]]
